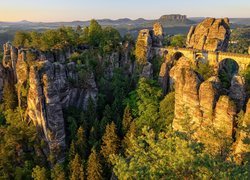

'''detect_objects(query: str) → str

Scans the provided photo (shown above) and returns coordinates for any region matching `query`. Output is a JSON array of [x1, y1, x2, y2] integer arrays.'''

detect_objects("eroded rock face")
[[27, 64, 66, 161], [141, 62, 153, 78], [186, 18, 230, 51], [152, 22, 164, 47], [233, 99, 250, 163], [199, 76, 221, 121], [229, 75, 246, 112], [136, 22, 164, 64], [2, 43, 98, 163], [170, 57, 203, 131], [26, 61, 98, 162], [136, 29, 152, 63], [169, 56, 248, 157], [213, 95, 236, 138]]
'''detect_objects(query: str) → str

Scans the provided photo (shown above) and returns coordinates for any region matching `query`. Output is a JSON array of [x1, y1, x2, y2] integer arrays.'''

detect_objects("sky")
[[0, 0, 249, 22]]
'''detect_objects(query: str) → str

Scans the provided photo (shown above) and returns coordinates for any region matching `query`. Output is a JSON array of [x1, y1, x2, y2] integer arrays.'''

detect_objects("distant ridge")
[[0, 14, 196, 30]]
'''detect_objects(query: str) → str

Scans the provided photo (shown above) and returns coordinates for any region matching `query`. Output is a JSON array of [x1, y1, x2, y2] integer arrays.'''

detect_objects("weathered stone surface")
[[229, 75, 246, 112], [136, 23, 164, 64], [186, 18, 230, 51], [170, 57, 203, 131], [1, 42, 99, 163], [3, 42, 18, 69], [27, 64, 66, 162], [169, 56, 242, 156], [141, 62, 153, 78], [152, 22, 164, 47], [136, 29, 152, 63], [199, 76, 221, 121], [233, 99, 250, 163], [158, 62, 169, 95], [214, 95, 236, 138]]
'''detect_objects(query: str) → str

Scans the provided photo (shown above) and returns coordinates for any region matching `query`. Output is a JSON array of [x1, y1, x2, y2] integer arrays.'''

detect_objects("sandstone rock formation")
[[186, 18, 230, 51], [169, 56, 249, 157], [141, 62, 153, 78], [0, 41, 136, 163], [229, 75, 247, 112], [1, 43, 98, 163], [169, 57, 203, 131], [152, 22, 164, 47], [233, 99, 250, 163], [136, 22, 164, 64], [136, 29, 152, 64], [199, 76, 221, 121]]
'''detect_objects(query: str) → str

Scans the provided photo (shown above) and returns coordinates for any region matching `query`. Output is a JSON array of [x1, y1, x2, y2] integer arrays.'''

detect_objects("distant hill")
[[0, 14, 195, 31], [0, 15, 249, 50]]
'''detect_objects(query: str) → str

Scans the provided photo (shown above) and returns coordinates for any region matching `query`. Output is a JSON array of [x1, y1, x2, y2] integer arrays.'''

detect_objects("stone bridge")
[[155, 47, 250, 71]]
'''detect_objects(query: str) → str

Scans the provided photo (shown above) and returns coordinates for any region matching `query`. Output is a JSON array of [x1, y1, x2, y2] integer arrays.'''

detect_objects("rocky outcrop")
[[169, 56, 249, 157], [229, 75, 246, 112], [136, 22, 164, 64], [1, 43, 98, 163], [169, 57, 203, 131], [25, 59, 97, 162], [213, 96, 236, 138], [199, 76, 221, 121], [141, 62, 153, 78], [136, 29, 152, 64], [233, 99, 250, 163], [152, 22, 164, 47], [186, 18, 230, 51]]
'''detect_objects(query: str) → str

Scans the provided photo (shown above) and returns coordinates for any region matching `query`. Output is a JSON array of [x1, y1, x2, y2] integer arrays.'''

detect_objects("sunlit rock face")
[[233, 99, 250, 163], [1, 43, 98, 163], [229, 75, 247, 112], [0, 41, 135, 163], [136, 22, 164, 63], [169, 57, 203, 131], [186, 18, 230, 51], [152, 22, 164, 47], [169, 56, 249, 157]]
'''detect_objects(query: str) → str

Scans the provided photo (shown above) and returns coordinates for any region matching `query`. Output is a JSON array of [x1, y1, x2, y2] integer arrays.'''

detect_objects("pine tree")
[[51, 163, 66, 180], [31, 166, 47, 180], [122, 105, 133, 135], [87, 149, 103, 180], [69, 154, 84, 180], [85, 97, 97, 131], [122, 121, 136, 152], [76, 126, 87, 159], [100, 122, 120, 163], [69, 141, 76, 161], [3, 83, 17, 110], [100, 105, 113, 136]]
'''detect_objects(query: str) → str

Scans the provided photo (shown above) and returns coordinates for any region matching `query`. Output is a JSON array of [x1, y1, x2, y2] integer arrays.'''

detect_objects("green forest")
[[0, 20, 249, 180]]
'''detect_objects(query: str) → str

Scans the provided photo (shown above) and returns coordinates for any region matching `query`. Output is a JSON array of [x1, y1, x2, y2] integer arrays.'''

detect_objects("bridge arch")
[[195, 53, 207, 63], [218, 58, 239, 89], [172, 52, 184, 61]]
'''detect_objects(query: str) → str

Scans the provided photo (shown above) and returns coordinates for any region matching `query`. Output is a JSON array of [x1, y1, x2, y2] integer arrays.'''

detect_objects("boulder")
[[186, 18, 230, 51]]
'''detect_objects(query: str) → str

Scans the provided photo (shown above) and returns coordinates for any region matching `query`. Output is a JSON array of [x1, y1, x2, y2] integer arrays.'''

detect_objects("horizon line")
[[1, 16, 250, 23]]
